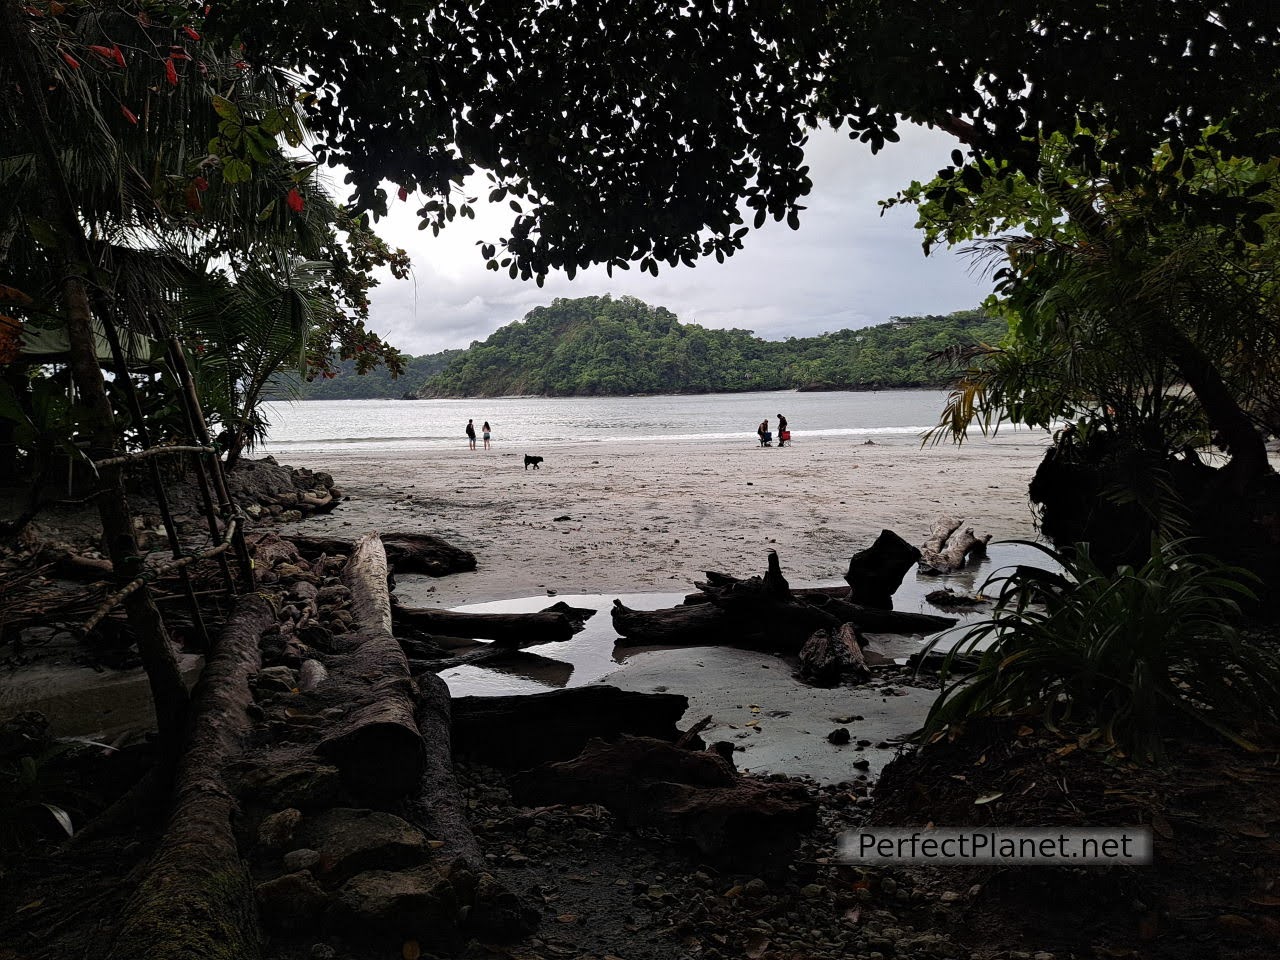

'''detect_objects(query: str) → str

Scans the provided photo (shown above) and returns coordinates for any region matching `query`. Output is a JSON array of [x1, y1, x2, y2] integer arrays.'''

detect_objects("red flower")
[[184, 183, 203, 211], [182, 26, 200, 41], [89, 44, 120, 65], [397, 185, 409, 202], [233, 60, 248, 70], [120, 105, 138, 124], [110, 45, 126, 67], [286, 188, 304, 212], [164, 58, 178, 86], [193, 176, 209, 192], [60, 52, 80, 69]]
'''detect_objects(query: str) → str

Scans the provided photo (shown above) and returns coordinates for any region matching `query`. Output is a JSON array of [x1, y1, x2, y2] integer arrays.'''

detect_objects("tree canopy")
[[210, 1, 1280, 281]]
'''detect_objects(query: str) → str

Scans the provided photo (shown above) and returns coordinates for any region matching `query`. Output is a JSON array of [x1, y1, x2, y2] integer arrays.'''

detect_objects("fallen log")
[[798, 623, 871, 686], [682, 584, 851, 606], [844, 529, 921, 609], [406, 670, 535, 937], [510, 735, 817, 863], [918, 517, 992, 574], [107, 594, 276, 960], [422, 647, 574, 687], [314, 534, 423, 804], [797, 594, 957, 635], [392, 604, 577, 647], [286, 532, 476, 576], [451, 685, 688, 769]]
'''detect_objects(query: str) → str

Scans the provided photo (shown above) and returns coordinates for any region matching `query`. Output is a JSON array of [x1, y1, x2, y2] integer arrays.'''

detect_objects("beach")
[[277, 430, 1053, 608]]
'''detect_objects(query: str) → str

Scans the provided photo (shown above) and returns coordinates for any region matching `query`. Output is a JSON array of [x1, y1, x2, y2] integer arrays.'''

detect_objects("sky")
[[355, 123, 994, 356]]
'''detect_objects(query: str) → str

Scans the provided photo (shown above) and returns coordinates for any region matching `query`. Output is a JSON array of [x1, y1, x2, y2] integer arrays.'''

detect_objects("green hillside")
[[295, 350, 464, 400], [415, 295, 1005, 397]]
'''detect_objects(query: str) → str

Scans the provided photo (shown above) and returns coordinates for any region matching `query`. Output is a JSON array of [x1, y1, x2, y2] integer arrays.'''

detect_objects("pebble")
[[744, 878, 769, 898]]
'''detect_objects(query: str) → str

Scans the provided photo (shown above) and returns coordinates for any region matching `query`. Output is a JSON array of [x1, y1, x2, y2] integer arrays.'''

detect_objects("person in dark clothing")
[[776, 413, 789, 446], [465, 418, 477, 450], [757, 418, 772, 446]]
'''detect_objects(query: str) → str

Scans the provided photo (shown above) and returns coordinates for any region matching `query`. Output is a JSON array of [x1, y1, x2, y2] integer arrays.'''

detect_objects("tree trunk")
[[107, 595, 276, 960], [391, 604, 578, 646], [288, 532, 477, 576], [315, 534, 423, 804], [450, 685, 689, 769], [918, 518, 991, 574], [798, 623, 871, 686]]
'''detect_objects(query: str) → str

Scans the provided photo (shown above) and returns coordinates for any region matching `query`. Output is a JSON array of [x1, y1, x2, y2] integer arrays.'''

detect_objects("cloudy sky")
[[356, 124, 993, 356]]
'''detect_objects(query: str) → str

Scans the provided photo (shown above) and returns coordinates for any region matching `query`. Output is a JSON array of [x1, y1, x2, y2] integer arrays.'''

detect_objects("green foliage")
[[918, 541, 1280, 763], [295, 350, 464, 400], [413, 296, 1003, 398], [208, 1, 1280, 281]]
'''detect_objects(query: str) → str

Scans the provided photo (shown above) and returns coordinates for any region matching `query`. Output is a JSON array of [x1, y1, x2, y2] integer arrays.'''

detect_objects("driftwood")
[[918, 517, 992, 574], [451, 685, 689, 769], [315, 534, 423, 804], [510, 735, 817, 862], [286, 532, 476, 577], [392, 603, 578, 647], [616, 552, 955, 650], [844, 529, 921, 609], [798, 623, 871, 686], [106, 594, 276, 960], [682, 583, 851, 605], [419, 647, 574, 687]]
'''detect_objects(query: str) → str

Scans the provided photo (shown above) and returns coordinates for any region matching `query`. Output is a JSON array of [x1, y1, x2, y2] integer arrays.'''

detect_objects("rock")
[[801, 883, 825, 898], [299, 659, 329, 691], [290, 581, 319, 602], [234, 762, 343, 810], [256, 871, 329, 932], [284, 848, 322, 873], [255, 665, 297, 692], [331, 867, 458, 939], [281, 509, 305, 522], [744, 878, 769, 898], [298, 622, 334, 652], [258, 807, 303, 851], [316, 584, 352, 606], [293, 808, 431, 882], [827, 728, 851, 745], [467, 871, 536, 937]]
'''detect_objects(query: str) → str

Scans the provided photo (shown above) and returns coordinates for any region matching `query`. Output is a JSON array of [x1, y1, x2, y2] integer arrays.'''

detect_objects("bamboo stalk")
[[82, 519, 238, 635], [93, 445, 215, 468]]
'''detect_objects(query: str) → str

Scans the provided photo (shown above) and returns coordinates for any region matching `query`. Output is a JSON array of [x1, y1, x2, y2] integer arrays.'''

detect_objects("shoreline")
[[276, 431, 1053, 608]]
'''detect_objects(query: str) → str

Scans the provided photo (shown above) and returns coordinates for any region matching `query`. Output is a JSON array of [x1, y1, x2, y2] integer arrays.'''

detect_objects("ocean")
[[261, 388, 953, 453]]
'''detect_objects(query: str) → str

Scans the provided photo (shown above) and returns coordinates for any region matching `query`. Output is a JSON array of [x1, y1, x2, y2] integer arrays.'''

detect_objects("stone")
[[293, 807, 431, 882], [256, 871, 329, 932], [744, 878, 769, 898], [234, 762, 343, 810], [290, 580, 320, 602], [255, 665, 297, 692], [331, 867, 458, 938], [258, 807, 303, 851], [826, 728, 851, 745], [284, 847, 322, 872]]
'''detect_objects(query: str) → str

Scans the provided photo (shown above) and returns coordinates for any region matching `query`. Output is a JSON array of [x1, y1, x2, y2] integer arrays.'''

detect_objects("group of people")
[[757, 413, 789, 447], [464, 418, 492, 450]]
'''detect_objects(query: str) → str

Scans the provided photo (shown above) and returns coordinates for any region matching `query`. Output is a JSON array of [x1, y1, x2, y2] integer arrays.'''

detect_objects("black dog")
[[524, 454, 543, 470]]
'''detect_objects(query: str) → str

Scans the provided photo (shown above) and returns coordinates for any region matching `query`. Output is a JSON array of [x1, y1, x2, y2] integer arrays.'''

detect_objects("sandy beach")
[[278, 430, 1053, 607]]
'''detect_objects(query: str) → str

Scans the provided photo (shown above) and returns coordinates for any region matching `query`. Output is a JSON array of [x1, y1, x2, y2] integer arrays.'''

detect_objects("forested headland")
[[295, 349, 463, 399], [299, 296, 1004, 399]]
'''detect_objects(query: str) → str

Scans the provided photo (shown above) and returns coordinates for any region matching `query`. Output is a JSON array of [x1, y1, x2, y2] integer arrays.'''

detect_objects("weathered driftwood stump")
[[918, 517, 992, 574], [511, 735, 818, 863], [451, 685, 688, 769], [844, 529, 921, 609], [107, 594, 277, 960], [798, 622, 871, 687]]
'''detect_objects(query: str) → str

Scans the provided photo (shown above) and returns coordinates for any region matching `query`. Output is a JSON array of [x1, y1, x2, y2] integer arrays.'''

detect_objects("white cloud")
[[356, 124, 990, 355]]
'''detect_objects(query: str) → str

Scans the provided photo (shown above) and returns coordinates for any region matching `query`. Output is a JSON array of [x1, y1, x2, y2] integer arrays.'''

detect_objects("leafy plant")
[[917, 539, 1280, 763]]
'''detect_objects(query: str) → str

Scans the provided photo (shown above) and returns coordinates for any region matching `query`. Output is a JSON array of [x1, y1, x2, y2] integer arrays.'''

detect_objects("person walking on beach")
[[465, 418, 477, 450], [482, 421, 492, 450], [776, 412, 789, 447]]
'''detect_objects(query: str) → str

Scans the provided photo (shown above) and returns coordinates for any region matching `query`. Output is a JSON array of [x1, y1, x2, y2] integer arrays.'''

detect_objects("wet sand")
[[277, 430, 1053, 608]]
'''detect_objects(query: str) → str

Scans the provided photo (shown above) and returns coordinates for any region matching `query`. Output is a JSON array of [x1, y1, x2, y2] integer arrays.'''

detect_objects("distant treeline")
[[297, 295, 1006, 399], [295, 350, 464, 400]]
